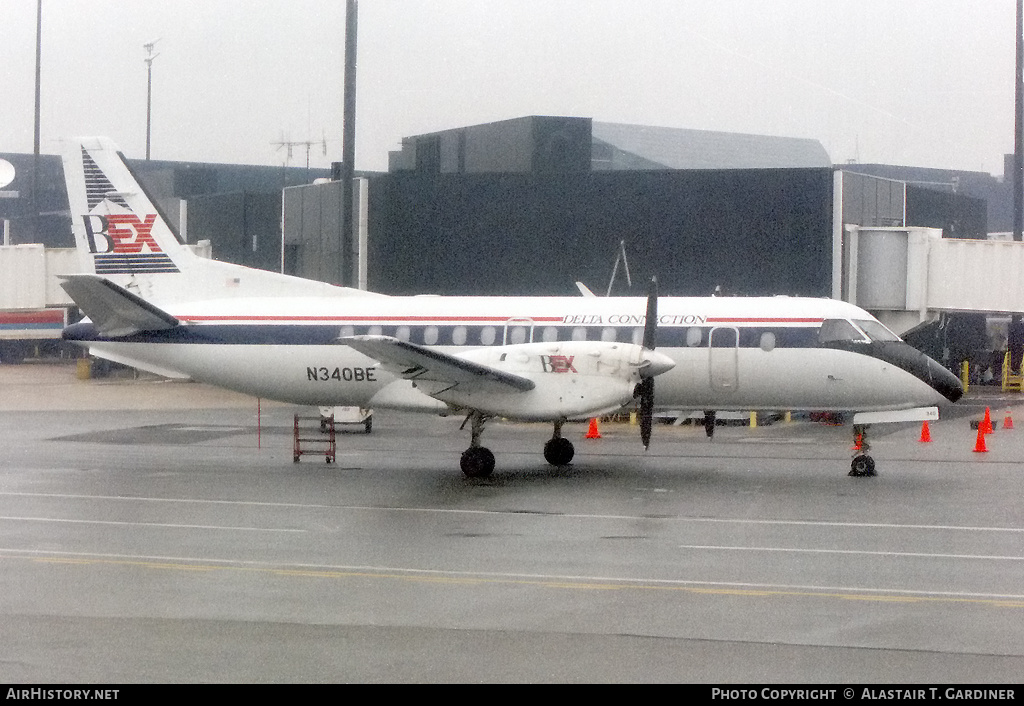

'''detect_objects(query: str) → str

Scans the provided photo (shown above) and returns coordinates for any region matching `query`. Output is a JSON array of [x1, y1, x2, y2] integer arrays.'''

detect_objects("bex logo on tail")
[[83, 214, 160, 254], [82, 212, 179, 274]]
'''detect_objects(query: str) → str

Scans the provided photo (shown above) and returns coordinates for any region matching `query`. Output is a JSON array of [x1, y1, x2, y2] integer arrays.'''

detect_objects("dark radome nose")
[[871, 341, 963, 404], [927, 357, 964, 403]]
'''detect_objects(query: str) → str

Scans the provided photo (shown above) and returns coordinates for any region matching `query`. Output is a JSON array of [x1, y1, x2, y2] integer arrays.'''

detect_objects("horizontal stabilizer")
[[60, 274, 179, 337], [341, 335, 536, 393]]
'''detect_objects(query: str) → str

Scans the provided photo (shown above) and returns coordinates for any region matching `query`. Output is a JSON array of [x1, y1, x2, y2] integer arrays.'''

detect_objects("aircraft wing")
[[60, 274, 179, 337], [340, 335, 536, 394]]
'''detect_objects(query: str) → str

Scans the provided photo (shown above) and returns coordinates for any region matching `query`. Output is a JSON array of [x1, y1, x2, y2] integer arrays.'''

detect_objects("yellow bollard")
[[749, 411, 757, 427], [960, 360, 969, 395], [75, 357, 92, 380]]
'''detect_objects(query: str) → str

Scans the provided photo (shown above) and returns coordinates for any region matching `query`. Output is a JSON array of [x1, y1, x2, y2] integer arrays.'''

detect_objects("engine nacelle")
[[414, 340, 668, 421]]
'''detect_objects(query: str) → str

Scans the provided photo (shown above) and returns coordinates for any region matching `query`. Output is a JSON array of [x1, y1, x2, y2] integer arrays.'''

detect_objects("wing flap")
[[61, 274, 179, 337], [341, 335, 535, 394]]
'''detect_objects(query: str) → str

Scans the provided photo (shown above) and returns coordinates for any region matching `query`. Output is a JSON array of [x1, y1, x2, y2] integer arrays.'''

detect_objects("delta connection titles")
[[711, 688, 1016, 701], [562, 313, 706, 325]]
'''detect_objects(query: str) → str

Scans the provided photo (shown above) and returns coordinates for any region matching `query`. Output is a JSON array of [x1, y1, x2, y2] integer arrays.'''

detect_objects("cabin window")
[[339, 325, 355, 339], [601, 327, 617, 342], [509, 326, 527, 344], [759, 332, 776, 352], [480, 326, 496, 345], [541, 326, 558, 343], [571, 327, 587, 341], [367, 325, 383, 337], [818, 319, 866, 344], [423, 326, 439, 345], [686, 327, 703, 347], [395, 326, 411, 342], [452, 326, 468, 345], [631, 327, 644, 346]]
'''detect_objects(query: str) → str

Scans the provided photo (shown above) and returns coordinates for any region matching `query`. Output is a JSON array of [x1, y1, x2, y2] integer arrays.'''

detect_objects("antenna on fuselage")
[[605, 240, 632, 296]]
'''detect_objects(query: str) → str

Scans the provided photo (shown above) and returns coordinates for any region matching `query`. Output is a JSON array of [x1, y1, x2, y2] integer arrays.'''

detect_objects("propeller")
[[637, 276, 659, 449]]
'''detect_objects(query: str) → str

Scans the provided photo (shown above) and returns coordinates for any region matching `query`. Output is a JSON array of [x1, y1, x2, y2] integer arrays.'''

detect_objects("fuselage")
[[63, 293, 963, 417]]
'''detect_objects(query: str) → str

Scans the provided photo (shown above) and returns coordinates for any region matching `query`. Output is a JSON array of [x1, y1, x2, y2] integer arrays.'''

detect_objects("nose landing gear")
[[849, 424, 876, 477]]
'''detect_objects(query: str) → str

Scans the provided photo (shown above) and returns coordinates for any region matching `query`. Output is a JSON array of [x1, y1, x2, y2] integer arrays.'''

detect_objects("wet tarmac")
[[0, 362, 1022, 683]]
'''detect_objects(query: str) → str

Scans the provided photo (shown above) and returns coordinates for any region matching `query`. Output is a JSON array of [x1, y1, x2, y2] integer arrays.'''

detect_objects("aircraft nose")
[[640, 350, 676, 378], [927, 356, 964, 403]]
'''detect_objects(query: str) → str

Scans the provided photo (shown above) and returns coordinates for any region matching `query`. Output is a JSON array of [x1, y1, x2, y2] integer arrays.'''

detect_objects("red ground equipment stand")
[[293, 413, 337, 463]]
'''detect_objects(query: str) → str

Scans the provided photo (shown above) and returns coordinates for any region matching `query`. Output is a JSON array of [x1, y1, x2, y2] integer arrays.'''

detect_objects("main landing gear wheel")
[[459, 411, 494, 477], [543, 437, 575, 466], [849, 455, 876, 477], [461, 447, 495, 478]]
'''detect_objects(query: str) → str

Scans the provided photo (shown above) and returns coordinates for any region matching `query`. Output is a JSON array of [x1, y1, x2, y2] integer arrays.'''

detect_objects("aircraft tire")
[[849, 455, 876, 477], [461, 447, 495, 478], [543, 437, 575, 466]]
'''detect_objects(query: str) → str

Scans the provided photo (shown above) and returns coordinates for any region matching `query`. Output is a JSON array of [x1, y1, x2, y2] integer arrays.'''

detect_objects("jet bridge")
[[838, 226, 1024, 335]]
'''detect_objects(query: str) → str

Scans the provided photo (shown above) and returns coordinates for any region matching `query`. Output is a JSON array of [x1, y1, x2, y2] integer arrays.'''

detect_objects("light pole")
[[342, 0, 358, 287], [32, 0, 42, 241], [144, 39, 161, 160]]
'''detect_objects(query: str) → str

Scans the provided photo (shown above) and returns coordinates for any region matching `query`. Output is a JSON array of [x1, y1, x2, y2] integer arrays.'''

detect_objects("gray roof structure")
[[591, 121, 832, 170]]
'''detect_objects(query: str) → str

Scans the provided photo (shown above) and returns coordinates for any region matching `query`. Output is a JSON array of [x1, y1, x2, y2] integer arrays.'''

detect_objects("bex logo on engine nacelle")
[[540, 355, 577, 373]]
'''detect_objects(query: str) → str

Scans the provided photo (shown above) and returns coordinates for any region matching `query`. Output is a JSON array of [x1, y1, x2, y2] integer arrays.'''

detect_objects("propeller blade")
[[643, 276, 658, 350], [639, 276, 658, 449], [638, 377, 654, 449]]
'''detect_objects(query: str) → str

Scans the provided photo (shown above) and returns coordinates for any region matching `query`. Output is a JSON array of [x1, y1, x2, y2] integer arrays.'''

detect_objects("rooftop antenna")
[[271, 135, 328, 174], [605, 239, 632, 296]]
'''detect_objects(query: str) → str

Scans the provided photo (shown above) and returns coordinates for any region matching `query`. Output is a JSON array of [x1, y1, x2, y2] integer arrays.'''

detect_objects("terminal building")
[[0, 115, 1005, 369], [356, 116, 984, 301]]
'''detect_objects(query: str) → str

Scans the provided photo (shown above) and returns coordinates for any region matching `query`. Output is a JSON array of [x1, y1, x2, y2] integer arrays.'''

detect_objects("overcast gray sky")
[[2, 0, 1016, 174]]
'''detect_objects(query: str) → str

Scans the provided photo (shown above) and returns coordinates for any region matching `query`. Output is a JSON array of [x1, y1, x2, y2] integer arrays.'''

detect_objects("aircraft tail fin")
[[63, 137, 189, 279], [62, 137, 381, 303]]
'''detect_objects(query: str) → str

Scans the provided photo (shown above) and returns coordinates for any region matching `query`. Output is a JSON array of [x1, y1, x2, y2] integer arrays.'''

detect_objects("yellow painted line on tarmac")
[[139, 562, 217, 572], [4, 550, 1023, 609], [839, 595, 927, 603], [34, 557, 95, 565]]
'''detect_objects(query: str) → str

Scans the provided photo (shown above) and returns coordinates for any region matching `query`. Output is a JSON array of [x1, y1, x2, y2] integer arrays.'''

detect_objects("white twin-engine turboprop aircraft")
[[59, 138, 963, 478]]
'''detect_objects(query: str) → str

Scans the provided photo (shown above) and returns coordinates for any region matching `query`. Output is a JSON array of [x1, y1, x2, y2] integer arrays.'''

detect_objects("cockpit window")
[[853, 319, 901, 342], [818, 319, 867, 344]]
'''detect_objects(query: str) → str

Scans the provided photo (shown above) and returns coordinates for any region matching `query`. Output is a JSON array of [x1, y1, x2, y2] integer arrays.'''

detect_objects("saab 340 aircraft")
[[58, 138, 963, 478]]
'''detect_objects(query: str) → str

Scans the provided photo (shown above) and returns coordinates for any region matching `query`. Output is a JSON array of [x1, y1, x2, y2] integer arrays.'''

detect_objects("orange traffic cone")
[[585, 418, 602, 439], [1004, 410, 1014, 430], [919, 421, 931, 443], [982, 407, 994, 434], [973, 425, 988, 453]]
